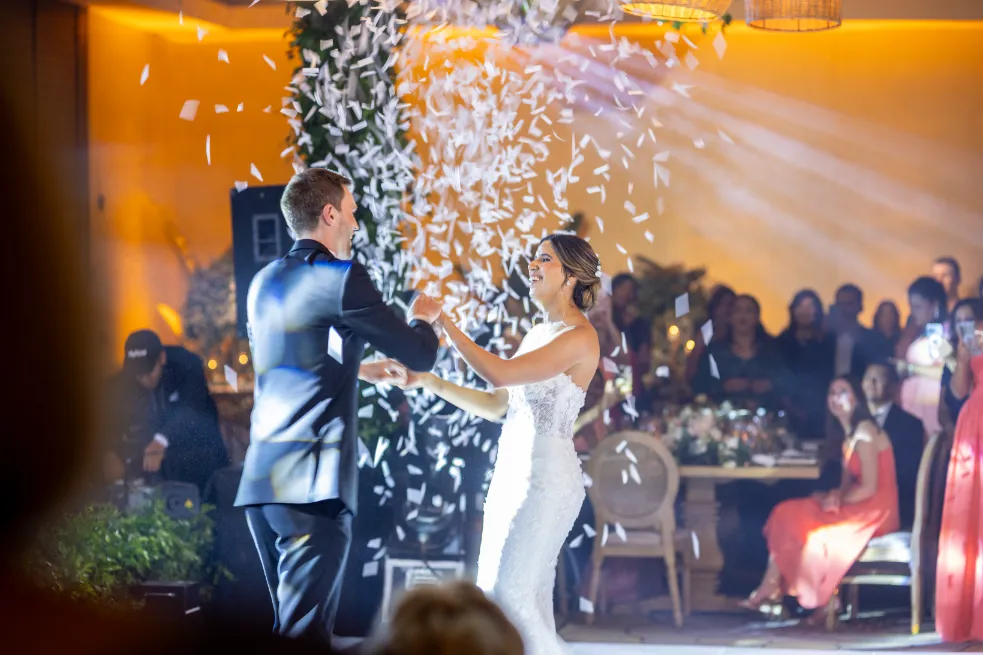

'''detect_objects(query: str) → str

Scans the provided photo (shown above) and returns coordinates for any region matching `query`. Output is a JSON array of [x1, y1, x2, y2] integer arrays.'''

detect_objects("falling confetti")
[[250, 163, 264, 182], [701, 320, 714, 345], [233, 181, 248, 192], [224, 365, 237, 392], [327, 326, 342, 362], [179, 100, 199, 121], [215, 104, 229, 114], [675, 293, 690, 318], [218, 49, 230, 63], [237, 102, 244, 112], [196, 25, 207, 42], [713, 31, 728, 59], [205, 134, 211, 165], [139, 64, 150, 86], [262, 54, 276, 71]]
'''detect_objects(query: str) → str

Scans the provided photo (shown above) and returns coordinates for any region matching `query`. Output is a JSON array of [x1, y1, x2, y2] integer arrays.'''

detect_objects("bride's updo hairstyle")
[[540, 233, 602, 313]]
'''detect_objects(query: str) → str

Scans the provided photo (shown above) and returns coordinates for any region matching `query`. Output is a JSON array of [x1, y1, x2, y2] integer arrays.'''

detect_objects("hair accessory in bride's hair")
[[595, 261, 602, 277]]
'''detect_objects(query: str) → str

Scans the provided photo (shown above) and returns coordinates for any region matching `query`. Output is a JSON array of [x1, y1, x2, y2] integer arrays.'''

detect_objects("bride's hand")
[[384, 362, 425, 390]]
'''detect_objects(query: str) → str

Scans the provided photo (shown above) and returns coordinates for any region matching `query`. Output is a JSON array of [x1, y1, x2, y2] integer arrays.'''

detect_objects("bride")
[[388, 233, 601, 655]]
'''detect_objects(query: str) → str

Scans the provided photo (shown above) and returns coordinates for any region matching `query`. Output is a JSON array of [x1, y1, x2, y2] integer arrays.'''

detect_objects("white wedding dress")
[[476, 324, 588, 655]]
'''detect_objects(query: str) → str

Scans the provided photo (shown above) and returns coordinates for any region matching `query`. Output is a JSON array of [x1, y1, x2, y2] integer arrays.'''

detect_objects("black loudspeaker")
[[157, 482, 201, 520], [230, 185, 289, 338], [134, 581, 202, 622], [204, 465, 273, 625]]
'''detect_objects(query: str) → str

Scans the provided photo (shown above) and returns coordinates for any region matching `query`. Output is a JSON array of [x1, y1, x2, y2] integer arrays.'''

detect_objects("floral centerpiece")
[[659, 397, 794, 467]]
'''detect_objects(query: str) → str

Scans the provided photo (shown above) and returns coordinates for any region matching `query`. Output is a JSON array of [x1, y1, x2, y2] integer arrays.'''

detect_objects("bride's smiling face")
[[528, 241, 568, 305]]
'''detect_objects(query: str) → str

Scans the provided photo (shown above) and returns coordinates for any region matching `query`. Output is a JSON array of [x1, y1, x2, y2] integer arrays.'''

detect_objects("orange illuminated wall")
[[88, 6, 294, 366], [90, 11, 983, 358]]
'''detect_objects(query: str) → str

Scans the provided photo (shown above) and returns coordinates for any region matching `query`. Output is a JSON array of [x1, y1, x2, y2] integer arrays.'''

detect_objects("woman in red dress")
[[935, 315, 983, 642], [740, 375, 900, 623]]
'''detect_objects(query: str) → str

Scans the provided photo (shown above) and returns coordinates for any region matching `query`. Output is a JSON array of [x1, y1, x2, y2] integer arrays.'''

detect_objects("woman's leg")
[[739, 556, 783, 609]]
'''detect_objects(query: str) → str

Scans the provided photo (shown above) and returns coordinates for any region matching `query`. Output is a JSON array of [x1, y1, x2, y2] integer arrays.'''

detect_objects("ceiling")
[[78, 0, 983, 29]]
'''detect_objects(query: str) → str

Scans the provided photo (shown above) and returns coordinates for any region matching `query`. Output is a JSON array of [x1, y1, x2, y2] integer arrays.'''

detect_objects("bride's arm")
[[415, 372, 509, 422], [436, 312, 598, 388]]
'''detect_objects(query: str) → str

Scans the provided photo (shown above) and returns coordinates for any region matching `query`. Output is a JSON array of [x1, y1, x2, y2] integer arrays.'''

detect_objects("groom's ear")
[[321, 203, 336, 227]]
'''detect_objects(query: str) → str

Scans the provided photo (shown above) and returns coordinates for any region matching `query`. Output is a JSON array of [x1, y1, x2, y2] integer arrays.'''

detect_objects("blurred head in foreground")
[[368, 581, 524, 655]]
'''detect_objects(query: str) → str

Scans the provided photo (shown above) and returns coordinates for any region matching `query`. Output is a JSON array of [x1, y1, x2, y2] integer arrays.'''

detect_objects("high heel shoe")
[[738, 574, 782, 612]]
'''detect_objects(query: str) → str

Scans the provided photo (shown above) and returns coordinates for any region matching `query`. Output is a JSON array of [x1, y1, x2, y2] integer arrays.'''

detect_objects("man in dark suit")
[[235, 168, 440, 647], [105, 329, 230, 493], [862, 361, 925, 530], [829, 284, 893, 380]]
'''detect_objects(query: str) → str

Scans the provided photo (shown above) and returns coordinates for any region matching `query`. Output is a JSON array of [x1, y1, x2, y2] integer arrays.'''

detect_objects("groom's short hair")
[[280, 167, 353, 238]]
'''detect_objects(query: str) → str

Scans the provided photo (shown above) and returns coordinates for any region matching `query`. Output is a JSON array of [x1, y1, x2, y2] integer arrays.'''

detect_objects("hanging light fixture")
[[619, 0, 732, 22], [744, 0, 842, 31]]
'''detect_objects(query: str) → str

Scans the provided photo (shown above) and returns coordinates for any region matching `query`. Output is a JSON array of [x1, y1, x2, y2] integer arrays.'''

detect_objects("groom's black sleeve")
[[341, 260, 439, 372]]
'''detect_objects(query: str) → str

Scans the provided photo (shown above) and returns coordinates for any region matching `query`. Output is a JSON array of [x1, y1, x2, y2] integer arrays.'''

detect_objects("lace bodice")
[[503, 324, 588, 444]]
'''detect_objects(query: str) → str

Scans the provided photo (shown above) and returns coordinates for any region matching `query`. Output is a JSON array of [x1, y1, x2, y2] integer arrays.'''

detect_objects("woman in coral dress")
[[935, 318, 983, 643], [740, 376, 900, 623]]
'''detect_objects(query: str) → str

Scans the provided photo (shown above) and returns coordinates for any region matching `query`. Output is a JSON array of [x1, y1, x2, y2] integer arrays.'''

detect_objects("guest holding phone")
[[935, 303, 983, 643]]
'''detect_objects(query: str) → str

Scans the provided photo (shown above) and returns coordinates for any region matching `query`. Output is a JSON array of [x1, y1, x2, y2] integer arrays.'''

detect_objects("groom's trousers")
[[245, 499, 353, 647]]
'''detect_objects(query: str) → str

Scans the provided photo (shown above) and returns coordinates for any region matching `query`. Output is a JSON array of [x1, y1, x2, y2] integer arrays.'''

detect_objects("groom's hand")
[[359, 359, 408, 386], [408, 293, 441, 324]]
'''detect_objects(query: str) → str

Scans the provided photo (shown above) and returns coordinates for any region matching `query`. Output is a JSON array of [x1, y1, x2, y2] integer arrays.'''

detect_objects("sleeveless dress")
[[476, 324, 588, 655], [935, 354, 983, 642], [900, 335, 943, 436], [762, 445, 900, 609]]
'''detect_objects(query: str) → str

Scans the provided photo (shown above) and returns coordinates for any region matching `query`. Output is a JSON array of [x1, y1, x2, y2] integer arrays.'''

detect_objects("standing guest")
[[931, 256, 962, 314], [591, 273, 653, 412], [862, 362, 925, 529], [935, 306, 983, 643], [941, 299, 983, 429], [104, 329, 230, 493], [693, 294, 788, 410], [872, 301, 903, 354], [896, 277, 948, 436], [741, 377, 899, 624], [685, 285, 736, 385], [925, 298, 983, 611], [776, 290, 836, 443], [827, 284, 893, 381]]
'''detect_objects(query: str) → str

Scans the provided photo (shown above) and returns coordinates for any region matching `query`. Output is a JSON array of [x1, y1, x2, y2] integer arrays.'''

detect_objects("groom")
[[235, 168, 441, 646]]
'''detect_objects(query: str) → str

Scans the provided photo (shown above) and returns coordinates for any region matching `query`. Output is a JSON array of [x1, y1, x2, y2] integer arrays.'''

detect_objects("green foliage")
[[285, 1, 410, 251], [26, 501, 229, 607]]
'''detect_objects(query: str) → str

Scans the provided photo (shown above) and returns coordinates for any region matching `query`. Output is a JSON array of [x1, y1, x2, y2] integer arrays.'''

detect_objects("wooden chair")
[[584, 431, 692, 627], [825, 432, 941, 633]]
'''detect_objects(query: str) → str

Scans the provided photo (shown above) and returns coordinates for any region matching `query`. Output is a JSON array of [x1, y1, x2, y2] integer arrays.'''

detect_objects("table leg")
[[683, 478, 741, 612]]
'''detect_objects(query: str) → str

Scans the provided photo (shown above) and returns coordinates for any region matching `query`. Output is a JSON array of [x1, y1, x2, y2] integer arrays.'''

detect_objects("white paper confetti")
[[262, 54, 276, 71], [179, 100, 199, 122], [357, 404, 373, 419], [139, 64, 150, 86], [205, 134, 211, 165], [675, 293, 690, 318], [237, 102, 244, 112], [362, 561, 379, 577], [233, 181, 248, 192], [701, 320, 714, 345], [569, 534, 584, 548], [579, 597, 594, 614], [713, 31, 728, 59], [328, 326, 343, 363], [215, 104, 229, 114], [709, 354, 720, 379], [250, 163, 264, 182], [224, 365, 237, 391], [218, 49, 230, 64], [656, 366, 670, 378], [196, 25, 207, 42]]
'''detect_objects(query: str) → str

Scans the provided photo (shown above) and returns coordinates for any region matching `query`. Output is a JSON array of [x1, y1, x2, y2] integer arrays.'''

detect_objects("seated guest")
[[367, 581, 524, 655], [827, 284, 893, 380], [862, 362, 924, 529], [741, 376, 899, 623], [931, 256, 962, 314], [692, 294, 789, 410], [873, 300, 902, 354], [897, 277, 948, 436], [685, 284, 736, 386], [104, 330, 229, 493], [776, 289, 835, 442]]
